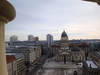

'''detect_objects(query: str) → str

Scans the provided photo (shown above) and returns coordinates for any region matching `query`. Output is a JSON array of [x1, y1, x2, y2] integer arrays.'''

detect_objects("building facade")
[[7, 47, 36, 66], [34, 45, 41, 59], [6, 53, 26, 75], [6, 55, 17, 75], [28, 35, 34, 41], [55, 46, 85, 63], [47, 34, 53, 48], [10, 35, 18, 46], [34, 37, 39, 41], [54, 31, 85, 63]]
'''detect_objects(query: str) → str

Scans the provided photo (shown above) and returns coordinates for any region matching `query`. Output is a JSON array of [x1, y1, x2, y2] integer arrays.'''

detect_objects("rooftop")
[[90, 51, 100, 58], [83, 60, 100, 70], [51, 43, 88, 47], [6, 55, 16, 64], [6, 53, 24, 59], [86, 61, 98, 68]]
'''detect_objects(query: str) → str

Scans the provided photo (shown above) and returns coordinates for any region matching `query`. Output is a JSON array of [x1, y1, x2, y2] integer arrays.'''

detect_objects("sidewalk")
[[43, 59, 82, 69]]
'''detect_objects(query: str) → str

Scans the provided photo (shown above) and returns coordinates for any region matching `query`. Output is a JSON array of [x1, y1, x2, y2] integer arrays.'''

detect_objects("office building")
[[34, 37, 39, 41], [28, 35, 34, 41], [47, 34, 53, 48], [10, 35, 18, 46]]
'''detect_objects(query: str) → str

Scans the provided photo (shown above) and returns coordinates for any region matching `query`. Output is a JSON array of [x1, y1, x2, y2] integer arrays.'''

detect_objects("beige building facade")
[[55, 49, 85, 62], [6, 55, 17, 75], [6, 53, 26, 75], [7, 45, 42, 65], [8, 47, 36, 65], [34, 45, 41, 59], [55, 31, 85, 63]]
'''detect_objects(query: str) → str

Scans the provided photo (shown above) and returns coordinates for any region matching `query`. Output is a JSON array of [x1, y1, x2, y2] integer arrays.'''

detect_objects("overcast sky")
[[6, 0, 100, 41]]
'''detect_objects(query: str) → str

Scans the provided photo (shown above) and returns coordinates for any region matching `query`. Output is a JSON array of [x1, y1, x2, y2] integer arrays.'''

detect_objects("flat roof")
[[86, 61, 98, 68], [6, 53, 24, 59]]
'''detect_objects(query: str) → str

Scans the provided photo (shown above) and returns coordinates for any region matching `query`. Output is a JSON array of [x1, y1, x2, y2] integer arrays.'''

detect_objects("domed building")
[[60, 31, 69, 51], [55, 31, 85, 63]]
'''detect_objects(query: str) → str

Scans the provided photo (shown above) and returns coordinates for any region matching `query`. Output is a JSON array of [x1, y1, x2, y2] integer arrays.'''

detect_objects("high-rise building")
[[34, 37, 39, 41], [28, 35, 34, 41], [47, 34, 53, 48], [10, 35, 18, 46]]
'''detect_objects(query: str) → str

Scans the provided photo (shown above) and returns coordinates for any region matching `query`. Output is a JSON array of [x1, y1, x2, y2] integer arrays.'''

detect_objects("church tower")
[[60, 31, 69, 50]]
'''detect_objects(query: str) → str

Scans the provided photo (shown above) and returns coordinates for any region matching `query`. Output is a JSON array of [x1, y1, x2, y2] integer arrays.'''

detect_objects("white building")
[[10, 35, 18, 46], [28, 35, 34, 41], [47, 34, 53, 48], [6, 53, 26, 75]]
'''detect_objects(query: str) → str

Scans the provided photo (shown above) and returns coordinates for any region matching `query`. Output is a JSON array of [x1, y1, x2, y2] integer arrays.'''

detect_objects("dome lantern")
[[61, 31, 67, 37]]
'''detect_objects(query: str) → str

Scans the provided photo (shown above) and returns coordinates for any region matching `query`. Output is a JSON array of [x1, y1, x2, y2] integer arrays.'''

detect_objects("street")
[[25, 55, 49, 75]]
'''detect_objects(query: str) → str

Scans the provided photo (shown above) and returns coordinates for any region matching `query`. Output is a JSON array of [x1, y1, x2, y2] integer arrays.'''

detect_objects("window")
[[76, 56, 77, 59]]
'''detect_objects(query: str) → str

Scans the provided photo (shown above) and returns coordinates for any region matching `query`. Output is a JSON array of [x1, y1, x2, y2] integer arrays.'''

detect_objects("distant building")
[[34, 37, 39, 41], [10, 35, 18, 46], [47, 34, 53, 48], [28, 35, 34, 41], [9, 40, 48, 47]]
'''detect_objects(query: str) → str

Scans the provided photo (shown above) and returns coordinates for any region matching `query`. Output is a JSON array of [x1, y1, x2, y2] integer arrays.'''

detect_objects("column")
[[0, 18, 8, 75], [0, 0, 16, 75]]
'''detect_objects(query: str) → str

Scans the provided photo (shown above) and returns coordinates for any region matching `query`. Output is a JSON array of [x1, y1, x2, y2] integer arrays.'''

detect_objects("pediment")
[[60, 51, 70, 55]]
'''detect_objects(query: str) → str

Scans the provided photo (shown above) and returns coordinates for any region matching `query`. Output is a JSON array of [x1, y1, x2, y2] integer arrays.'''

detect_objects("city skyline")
[[5, 0, 100, 41]]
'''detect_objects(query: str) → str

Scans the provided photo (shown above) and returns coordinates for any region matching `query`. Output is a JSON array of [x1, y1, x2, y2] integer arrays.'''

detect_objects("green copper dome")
[[61, 31, 67, 37]]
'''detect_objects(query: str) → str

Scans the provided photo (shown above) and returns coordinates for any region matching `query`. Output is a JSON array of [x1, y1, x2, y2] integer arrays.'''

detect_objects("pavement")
[[43, 59, 82, 69], [24, 55, 49, 75], [34, 68, 79, 75], [33, 59, 83, 75], [25, 56, 83, 75]]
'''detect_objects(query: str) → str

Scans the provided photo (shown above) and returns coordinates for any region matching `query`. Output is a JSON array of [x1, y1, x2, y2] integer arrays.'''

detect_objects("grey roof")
[[71, 46, 81, 52], [93, 51, 100, 58], [86, 60, 98, 68], [6, 53, 24, 59]]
